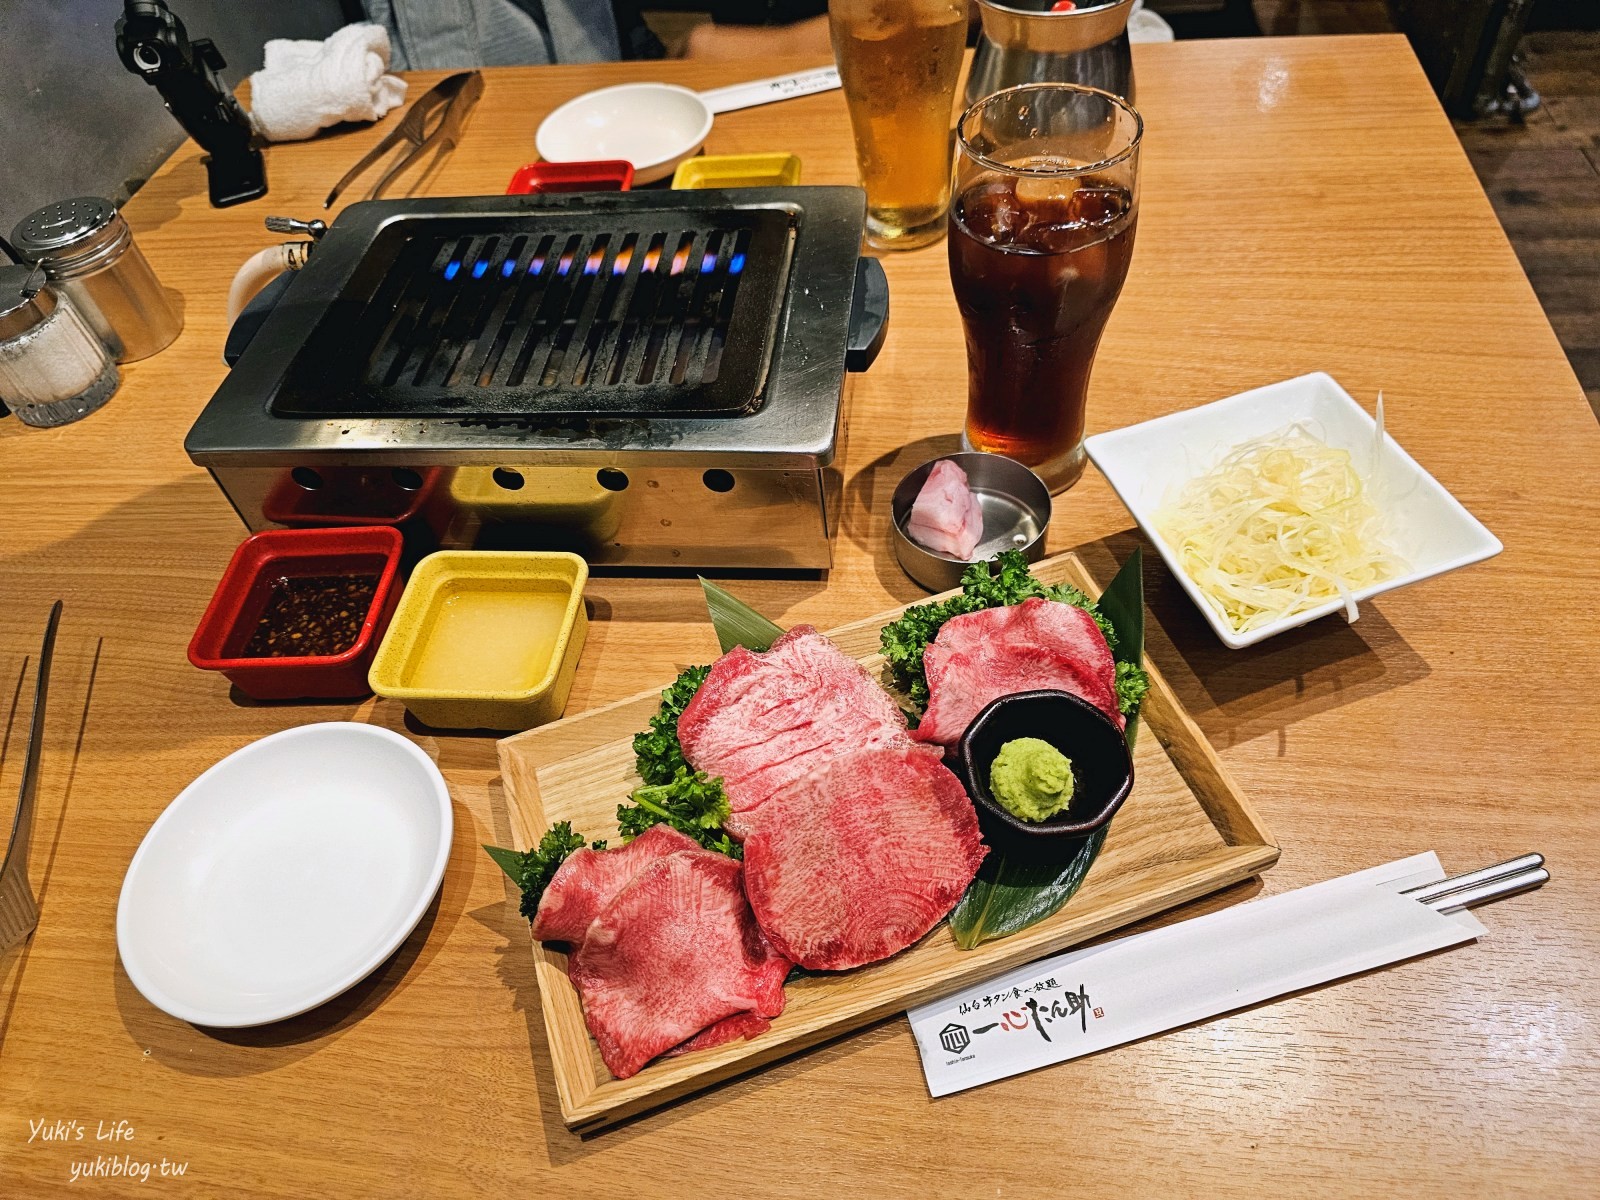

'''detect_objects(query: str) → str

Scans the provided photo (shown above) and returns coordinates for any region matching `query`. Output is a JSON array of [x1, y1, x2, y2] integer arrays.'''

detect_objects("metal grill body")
[[186, 188, 869, 570]]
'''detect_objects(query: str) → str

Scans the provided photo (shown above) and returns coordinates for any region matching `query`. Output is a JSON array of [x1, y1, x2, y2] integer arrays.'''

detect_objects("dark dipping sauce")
[[242, 574, 379, 659]]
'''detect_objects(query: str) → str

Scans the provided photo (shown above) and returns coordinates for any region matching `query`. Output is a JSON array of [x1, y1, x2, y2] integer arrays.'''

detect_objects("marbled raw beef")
[[912, 598, 1121, 748], [531, 823, 700, 944], [735, 744, 987, 971], [568, 849, 791, 1079], [677, 625, 912, 815]]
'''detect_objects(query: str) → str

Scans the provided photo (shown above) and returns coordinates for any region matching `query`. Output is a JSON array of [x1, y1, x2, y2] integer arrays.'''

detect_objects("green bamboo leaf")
[[483, 843, 526, 886], [1097, 546, 1146, 750], [1098, 546, 1144, 668], [948, 827, 1108, 950], [700, 577, 786, 654]]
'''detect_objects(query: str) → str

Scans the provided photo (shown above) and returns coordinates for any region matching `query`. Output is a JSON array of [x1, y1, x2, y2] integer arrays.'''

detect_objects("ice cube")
[[1067, 186, 1129, 229], [1015, 174, 1079, 207], [1019, 221, 1090, 255], [959, 182, 1027, 243]]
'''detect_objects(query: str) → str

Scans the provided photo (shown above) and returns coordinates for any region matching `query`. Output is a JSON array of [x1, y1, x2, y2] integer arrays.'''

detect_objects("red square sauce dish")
[[188, 527, 404, 700]]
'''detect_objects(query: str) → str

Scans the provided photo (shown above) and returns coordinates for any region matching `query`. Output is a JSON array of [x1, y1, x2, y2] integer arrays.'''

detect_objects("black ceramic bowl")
[[956, 689, 1135, 849]]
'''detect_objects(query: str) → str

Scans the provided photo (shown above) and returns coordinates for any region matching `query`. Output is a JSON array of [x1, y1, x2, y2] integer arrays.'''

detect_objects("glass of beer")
[[829, 0, 967, 250], [949, 84, 1143, 492]]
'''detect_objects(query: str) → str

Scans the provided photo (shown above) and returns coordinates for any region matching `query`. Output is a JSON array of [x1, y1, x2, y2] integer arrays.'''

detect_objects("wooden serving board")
[[497, 552, 1279, 1132]]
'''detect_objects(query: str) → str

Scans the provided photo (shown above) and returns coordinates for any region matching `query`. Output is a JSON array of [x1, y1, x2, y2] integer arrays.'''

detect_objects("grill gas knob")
[[265, 216, 328, 240]]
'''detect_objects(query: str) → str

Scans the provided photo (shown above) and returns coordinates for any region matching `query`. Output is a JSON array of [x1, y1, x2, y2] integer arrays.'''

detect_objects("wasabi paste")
[[988, 737, 1075, 822]]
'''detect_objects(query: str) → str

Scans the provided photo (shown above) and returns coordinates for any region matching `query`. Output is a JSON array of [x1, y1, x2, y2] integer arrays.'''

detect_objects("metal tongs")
[[324, 70, 485, 208], [1, 601, 62, 955]]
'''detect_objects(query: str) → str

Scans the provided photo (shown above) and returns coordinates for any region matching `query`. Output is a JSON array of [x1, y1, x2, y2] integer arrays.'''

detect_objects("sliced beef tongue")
[[569, 848, 791, 1080], [663, 1010, 772, 1058], [737, 744, 987, 971], [912, 598, 1121, 749], [677, 625, 913, 815], [531, 823, 701, 944]]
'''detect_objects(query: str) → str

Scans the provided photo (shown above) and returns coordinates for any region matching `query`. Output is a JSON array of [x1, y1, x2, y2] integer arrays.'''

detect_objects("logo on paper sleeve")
[[938, 1023, 971, 1055]]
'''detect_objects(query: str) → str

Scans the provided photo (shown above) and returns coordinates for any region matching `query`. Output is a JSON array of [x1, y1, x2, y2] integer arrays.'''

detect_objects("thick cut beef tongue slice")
[[664, 1010, 773, 1058], [677, 625, 912, 815], [531, 824, 700, 944], [569, 849, 791, 1080], [737, 744, 987, 971], [912, 597, 1121, 748]]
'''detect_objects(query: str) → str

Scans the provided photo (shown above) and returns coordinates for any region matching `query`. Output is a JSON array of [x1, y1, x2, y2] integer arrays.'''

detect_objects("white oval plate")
[[535, 82, 712, 184], [117, 722, 453, 1027]]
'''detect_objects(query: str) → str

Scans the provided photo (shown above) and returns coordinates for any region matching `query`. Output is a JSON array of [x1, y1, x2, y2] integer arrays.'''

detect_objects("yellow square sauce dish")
[[369, 551, 588, 730]]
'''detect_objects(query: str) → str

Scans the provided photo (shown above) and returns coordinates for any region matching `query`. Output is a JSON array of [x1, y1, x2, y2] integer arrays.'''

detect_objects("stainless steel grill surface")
[[273, 208, 792, 419]]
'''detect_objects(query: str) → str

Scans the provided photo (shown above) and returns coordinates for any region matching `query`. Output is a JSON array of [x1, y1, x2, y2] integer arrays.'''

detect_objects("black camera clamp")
[[115, 0, 267, 207]]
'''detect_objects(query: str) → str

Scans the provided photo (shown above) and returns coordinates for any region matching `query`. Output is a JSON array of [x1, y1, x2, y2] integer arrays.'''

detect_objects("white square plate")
[[1083, 372, 1503, 648]]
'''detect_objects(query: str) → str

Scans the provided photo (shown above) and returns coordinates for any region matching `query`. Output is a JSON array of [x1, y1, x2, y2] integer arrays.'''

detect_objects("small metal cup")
[[891, 451, 1052, 592]]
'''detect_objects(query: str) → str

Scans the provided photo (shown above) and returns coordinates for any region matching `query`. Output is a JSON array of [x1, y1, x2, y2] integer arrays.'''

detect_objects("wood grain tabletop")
[[1, 34, 1595, 1198]]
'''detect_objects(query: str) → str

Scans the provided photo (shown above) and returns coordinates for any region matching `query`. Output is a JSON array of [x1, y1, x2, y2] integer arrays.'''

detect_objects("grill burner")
[[272, 208, 794, 420]]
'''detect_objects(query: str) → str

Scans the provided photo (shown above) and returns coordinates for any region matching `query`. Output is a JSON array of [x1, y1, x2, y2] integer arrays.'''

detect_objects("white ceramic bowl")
[[1084, 372, 1503, 649], [117, 722, 453, 1027], [535, 82, 713, 185]]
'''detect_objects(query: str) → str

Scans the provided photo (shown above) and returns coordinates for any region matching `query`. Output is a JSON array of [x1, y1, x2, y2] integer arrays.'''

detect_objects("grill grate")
[[272, 207, 795, 420]]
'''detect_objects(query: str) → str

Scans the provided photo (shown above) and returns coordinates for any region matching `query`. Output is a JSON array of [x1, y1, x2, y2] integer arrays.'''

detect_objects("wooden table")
[[2, 34, 1595, 1197]]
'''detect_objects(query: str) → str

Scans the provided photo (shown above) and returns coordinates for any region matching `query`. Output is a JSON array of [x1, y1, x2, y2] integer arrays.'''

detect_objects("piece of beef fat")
[[906, 458, 985, 560]]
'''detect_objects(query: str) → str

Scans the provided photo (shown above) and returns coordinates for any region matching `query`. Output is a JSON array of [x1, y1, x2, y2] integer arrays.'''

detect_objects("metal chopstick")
[[1400, 853, 1545, 906], [1422, 866, 1549, 913]]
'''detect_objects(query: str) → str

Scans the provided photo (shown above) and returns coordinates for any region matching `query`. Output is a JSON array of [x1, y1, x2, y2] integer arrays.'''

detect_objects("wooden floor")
[[1453, 32, 1600, 415]]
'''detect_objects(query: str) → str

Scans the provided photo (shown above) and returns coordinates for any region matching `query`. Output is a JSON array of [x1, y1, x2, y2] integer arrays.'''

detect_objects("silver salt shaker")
[[10, 197, 181, 362], [0, 266, 119, 427]]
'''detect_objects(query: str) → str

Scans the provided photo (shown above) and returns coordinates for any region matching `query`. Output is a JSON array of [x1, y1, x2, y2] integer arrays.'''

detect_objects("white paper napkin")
[[908, 852, 1484, 1097]]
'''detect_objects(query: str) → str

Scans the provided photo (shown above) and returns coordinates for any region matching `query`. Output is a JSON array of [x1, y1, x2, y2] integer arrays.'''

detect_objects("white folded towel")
[[248, 23, 408, 143]]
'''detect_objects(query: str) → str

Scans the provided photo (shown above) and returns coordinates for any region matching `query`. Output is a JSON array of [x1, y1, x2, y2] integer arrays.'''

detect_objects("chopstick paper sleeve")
[[907, 852, 1484, 1097]]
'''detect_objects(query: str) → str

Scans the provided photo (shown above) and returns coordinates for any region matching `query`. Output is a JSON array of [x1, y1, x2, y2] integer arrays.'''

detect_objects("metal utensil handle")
[[1424, 867, 1549, 913], [0, 601, 62, 886], [1401, 853, 1545, 906], [699, 66, 842, 115]]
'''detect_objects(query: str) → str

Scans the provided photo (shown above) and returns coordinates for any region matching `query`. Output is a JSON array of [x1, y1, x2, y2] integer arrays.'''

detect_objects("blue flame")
[[701, 253, 716, 273], [471, 259, 489, 279], [443, 260, 461, 281], [728, 252, 746, 275], [501, 258, 517, 278]]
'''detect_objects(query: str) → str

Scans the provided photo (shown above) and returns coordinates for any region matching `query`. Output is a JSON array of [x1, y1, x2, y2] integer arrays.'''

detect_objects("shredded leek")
[[1153, 424, 1407, 634]]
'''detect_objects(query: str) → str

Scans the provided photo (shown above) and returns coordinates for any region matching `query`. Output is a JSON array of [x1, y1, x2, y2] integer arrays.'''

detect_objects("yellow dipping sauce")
[[407, 586, 570, 693]]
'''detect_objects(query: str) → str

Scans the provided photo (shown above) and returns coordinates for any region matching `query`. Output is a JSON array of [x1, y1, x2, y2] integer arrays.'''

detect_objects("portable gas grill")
[[186, 187, 887, 569]]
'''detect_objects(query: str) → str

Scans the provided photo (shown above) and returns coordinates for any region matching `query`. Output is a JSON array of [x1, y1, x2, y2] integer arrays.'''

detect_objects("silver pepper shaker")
[[10, 197, 181, 362], [0, 266, 119, 427]]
